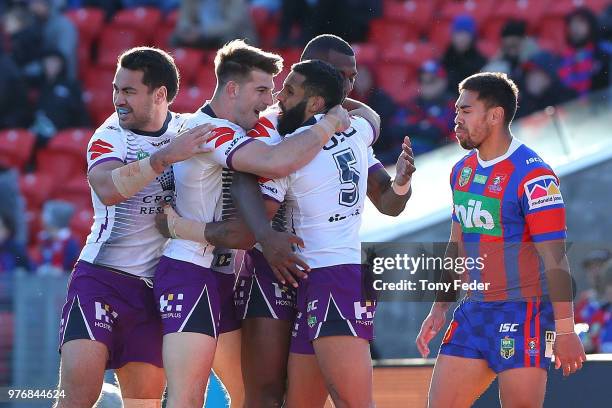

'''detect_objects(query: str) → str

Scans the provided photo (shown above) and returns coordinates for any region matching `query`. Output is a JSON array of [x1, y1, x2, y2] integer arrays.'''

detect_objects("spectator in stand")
[[65, 0, 122, 19], [30, 49, 90, 147], [0, 166, 28, 271], [172, 0, 257, 48], [35, 200, 80, 275], [0, 214, 30, 273], [559, 7, 610, 96], [441, 15, 486, 94], [29, 0, 78, 80], [392, 60, 455, 155], [120, 0, 180, 12], [483, 19, 540, 78], [516, 52, 577, 118], [2, 6, 43, 85], [276, 0, 318, 47], [0, 42, 31, 129], [351, 64, 398, 162], [599, 264, 612, 353]]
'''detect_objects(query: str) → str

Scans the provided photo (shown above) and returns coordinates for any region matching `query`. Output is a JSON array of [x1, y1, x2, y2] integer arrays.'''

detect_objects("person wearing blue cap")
[[442, 14, 486, 94]]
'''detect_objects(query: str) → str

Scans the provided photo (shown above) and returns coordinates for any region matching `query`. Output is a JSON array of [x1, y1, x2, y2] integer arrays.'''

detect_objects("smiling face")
[[454, 90, 493, 150], [113, 67, 160, 130], [232, 68, 275, 130]]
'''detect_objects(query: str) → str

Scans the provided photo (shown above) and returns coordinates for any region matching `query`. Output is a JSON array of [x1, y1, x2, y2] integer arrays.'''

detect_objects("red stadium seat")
[[84, 66, 116, 91], [152, 25, 175, 49], [428, 19, 453, 51], [0, 129, 36, 170], [70, 207, 94, 245], [64, 7, 105, 46], [48, 128, 93, 171], [374, 62, 418, 103], [546, 0, 610, 17], [52, 176, 91, 210], [382, 0, 436, 33], [25, 209, 42, 246], [36, 148, 85, 188], [477, 39, 499, 58], [172, 48, 205, 85], [195, 73, 218, 99], [535, 17, 568, 53], [111, 7, 162, 41], [352, 43, 379, 66], [97, 26, 147, 68], [172, 86, 207, 114], [439, 0, 496, 25], [83, 85, 114, 126], [19, 173, 55, 210], [165, 9, 180, 28], [381, 42, 439, 68], [368, 18, 420, 47], [488, 0, 552, 33], [250, 6, 280, 49]]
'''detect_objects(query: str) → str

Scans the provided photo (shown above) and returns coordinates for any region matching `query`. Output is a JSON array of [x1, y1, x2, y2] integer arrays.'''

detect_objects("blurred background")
[[0, 0, 611, 406]]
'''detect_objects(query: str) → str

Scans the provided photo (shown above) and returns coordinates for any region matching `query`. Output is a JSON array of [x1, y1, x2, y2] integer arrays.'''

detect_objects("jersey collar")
[[201, 103, 217, 118], [477, 137, 522, 168], [131, 112, 171, 137]]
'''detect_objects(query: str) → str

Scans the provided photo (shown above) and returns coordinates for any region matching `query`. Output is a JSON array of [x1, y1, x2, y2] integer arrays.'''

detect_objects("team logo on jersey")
[[453, 191, 502, 236], [458, 167, 473, 187], [88, 139, 114, 160], [527, 337, 540, 356], [307, 315, 317, 328], [473, 174, 488, 184], [159, 293, 184, 313], [95, 302, 118, 324], [354, 300, 376, 320], [501, 336, 515, 359], [524, 175, 563, 210], [207, 127, 236, 147], [545, 331, 555, 358], [136, 149, 150, 160], [488, 174, 506, 193], [248, 116, 275, 138]]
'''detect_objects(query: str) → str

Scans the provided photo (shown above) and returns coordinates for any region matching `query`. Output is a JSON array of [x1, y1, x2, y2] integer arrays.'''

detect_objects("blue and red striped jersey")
[[450, 139, 566, 301]]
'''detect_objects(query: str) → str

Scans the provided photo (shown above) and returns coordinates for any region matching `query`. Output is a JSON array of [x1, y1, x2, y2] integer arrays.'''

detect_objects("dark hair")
[[301, 34, 355, 61], [291, 60, 344, 110], [118, 47, 180, 102], [458, 72, 519, 126], [501, 19, 526, 38], [214, 39, 283, 85]]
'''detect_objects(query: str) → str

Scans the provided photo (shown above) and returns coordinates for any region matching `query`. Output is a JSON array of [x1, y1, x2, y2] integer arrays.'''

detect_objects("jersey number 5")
[[333, 148, 360, 207]]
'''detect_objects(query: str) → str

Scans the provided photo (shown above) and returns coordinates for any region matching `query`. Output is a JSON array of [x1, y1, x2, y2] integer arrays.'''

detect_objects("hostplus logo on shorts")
[[453, 191, 502, 236], [272, 282, 295, 307], [354, 301, 376, 325], [160, 293, 184, 318], [94, 302, 118, 332]]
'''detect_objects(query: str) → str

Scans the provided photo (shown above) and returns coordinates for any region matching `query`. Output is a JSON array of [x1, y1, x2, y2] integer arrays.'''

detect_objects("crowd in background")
[[0, 0, 611, 354]]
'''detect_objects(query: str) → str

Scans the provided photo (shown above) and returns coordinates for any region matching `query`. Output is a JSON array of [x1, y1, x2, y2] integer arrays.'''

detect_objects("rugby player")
[[152, 40, 350, 407], [416, 72, 586, 408], [55, 47, 214, 408]]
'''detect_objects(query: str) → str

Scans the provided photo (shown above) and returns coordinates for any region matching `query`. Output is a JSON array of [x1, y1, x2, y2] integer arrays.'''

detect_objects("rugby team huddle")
[[54, 33, 585, 408]]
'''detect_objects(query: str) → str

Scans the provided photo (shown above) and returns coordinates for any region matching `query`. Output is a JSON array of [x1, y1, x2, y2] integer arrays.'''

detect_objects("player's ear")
[[307, 95, 326, 115], [155, 86, 167, 104], [489, 106, 504, 125], [225, 81, 239, 99]]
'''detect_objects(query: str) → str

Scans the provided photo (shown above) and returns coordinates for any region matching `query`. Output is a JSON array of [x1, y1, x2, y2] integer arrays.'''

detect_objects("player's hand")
[[553, 332, 586, 376], [155, 204, 178, 238], [259, 229, 310, 288], [151, 123, 215, 172], [394, 136, 416, 187], [326, 105, 351, 133], [416, 306, 448, 358]]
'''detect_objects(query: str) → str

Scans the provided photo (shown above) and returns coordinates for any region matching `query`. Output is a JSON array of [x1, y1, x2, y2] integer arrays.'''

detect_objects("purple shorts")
[[154, 256, 240, 338], [58, 261, 163, 369], [235, 249, 296, 321], [290, 264, 376, 355]]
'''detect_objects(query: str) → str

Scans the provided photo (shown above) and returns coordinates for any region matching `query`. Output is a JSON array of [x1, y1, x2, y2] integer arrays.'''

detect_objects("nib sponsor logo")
[[524, 175, 563, 210]]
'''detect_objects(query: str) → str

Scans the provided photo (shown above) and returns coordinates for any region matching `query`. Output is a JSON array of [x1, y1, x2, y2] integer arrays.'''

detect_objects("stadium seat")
[[535, 17, 569, 53], [64, 7, 105, 46], [36, 147, 87, 188], [352, 43, 379, 66], [0, 129, 36, 171], [488, 0, 552, 33], [195, 73, 218, 99], [48, 128, 93, 171], [546, 0, 610, 17], [111, 7, 162, 42], [381, 42, 439, 68], [250, 6, 280, 48], [382, 0, 436, 34], [374, 62, 418, 103], [83, 85, 114, 127], [70, 207, 94, 244], [52, 176, 91, 210], [172, 86, 207, 114], [477, 39, 499, 58], [151, 25, 175, 49], [84, 66, 116, 92], [428, 19, 453, 51], [439, 0, 496, 25], [19, 173, 55, 210], [368, 18, 420, 47], [165, 9, 180, 28], [97, 26, 147, 68], [172, 48, 205, 86]]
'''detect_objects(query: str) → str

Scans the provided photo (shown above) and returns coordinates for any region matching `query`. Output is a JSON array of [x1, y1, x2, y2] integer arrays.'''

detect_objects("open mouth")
[[116, 107, 131, 118]]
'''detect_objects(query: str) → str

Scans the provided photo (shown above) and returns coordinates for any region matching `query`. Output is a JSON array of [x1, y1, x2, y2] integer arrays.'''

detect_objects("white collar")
[[477, 138, 522, 168]]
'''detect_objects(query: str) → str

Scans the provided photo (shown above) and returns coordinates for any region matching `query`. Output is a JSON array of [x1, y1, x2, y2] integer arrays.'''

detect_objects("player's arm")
[[230, 105, 350, 179], [366, 136, 415, 216], [88, 124, 214, 206], [416, 221, 462, 357], [535, 240, 586, 376], [231, 172, 309, 287], [343, 97, 381, 141]]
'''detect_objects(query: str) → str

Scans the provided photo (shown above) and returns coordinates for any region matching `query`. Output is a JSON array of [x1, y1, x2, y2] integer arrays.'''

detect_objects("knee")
[[166, 393, 205, 408], [55, 393, 100, 408]]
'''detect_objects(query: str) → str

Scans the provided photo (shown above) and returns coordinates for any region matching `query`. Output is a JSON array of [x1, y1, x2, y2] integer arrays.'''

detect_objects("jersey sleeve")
[[351, 116, 376, 147], [367, 147, 384, 174], [258, 175, 288, 204], [202, 126, 254, 169], [519, 167, 566, 242], [86, 127, 127, 172]]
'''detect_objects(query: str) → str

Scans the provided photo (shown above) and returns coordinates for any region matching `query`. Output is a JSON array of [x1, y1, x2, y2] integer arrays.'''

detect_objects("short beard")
[[277, 100, 308, 136]]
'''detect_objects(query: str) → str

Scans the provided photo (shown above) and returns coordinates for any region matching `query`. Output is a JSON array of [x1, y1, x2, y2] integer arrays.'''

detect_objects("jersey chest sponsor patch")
[[453, 191, 502, 236], [524, 175, 563, 210]]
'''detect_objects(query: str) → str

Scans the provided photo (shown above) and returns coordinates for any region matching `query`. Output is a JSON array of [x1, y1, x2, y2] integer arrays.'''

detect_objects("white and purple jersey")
[[163, 104, 253, 269], [258, 115, 376, 268], [80, 111, 188, 278]]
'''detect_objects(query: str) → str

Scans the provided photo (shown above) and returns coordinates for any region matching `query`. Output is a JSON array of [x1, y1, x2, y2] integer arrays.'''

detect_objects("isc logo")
[[499, 323, 519, 332]]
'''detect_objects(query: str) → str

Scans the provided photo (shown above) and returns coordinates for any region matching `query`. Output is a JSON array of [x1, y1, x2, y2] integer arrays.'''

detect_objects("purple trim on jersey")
[[368, 162, 384, 175], [366, 119, 378, 146], [262, 194, 282, 204], [88, 156, 124, 172], [226, 137, 256, 170], [96, 207, 109, 243]]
